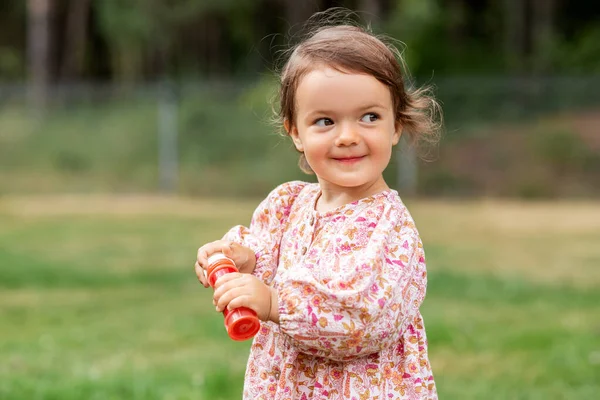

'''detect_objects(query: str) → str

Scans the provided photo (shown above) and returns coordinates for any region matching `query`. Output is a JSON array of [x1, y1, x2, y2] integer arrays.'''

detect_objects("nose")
[[335, 123, 360, 147]]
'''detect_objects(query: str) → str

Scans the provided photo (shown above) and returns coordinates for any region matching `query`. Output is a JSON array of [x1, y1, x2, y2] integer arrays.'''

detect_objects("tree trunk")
[[204, 15, 224, 76], [503, 0, 527, 72], [27, 0, 52, 114], [447, 0, 466, 52], [115, 43, 142, 84], [531, 0, 557, 73], [59, 0, 90, 81]]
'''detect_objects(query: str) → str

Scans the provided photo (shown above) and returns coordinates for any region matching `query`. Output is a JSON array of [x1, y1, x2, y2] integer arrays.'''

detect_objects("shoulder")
[[263, 181, 315, 207], [254, 181, 314, 219], [268, 181, 312, 199], [379, 191, 421, 244]]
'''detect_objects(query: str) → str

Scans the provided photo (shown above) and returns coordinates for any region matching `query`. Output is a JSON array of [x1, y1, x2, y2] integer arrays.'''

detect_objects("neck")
[[316, 176, 389, 212]]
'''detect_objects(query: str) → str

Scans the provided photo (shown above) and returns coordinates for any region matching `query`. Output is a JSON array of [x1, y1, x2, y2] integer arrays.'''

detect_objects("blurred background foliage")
[[1, 0, 599, 81], [0, 0, 599, 198]]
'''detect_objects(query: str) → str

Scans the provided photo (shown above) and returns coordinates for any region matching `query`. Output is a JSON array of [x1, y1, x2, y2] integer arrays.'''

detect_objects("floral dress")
[[224, 181, 437, 399]]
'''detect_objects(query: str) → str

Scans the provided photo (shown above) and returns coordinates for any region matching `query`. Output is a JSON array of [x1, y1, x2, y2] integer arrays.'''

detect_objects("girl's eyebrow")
[[305, 109, 335, 117], [357, 103, 387, 111], [305, 103, 387, 117]]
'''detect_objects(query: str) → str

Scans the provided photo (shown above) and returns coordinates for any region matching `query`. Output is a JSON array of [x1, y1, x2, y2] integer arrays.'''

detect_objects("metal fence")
[[1, 76, 599, 197]]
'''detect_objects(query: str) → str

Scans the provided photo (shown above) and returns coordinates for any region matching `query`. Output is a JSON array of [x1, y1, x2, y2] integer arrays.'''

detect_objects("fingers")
[[225, 242, 249, 267], [213, 273, 246, 311], [211, 273, 270, 320], [197, 240, 234, 267], [194, 261, 209, 288], [196, 247, 208, 268], [225, 295, 253, 312], [213, 272, 244, 294], [215, 288, 251, 312], [196, 243, 213, 268], [196, 240, 235, 288], [221, 242, 235, 259]]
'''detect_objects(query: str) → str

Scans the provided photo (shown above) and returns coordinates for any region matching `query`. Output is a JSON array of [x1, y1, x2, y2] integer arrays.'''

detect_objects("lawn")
[[0, 196, 599, 399]]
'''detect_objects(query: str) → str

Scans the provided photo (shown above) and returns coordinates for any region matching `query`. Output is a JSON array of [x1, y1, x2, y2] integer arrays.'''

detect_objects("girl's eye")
[[315, 118, 334, 127], [360, 113, 379, 123]]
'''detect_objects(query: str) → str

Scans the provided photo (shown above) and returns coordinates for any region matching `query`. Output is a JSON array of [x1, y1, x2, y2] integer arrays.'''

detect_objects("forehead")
[[295, 67, 392, 111]]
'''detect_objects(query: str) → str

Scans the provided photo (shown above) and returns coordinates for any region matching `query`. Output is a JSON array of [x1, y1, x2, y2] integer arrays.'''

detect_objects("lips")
[[333, 156, 365, 163]]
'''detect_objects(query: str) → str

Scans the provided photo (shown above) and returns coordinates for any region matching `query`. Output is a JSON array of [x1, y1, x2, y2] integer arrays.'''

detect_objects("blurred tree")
[[59, 0, 90, 81], [503, 0, 527, 72], [94, 0, 152, 83], [282, 0, 320, 35], [2, 0, 598, 83], [503, 0, 559, 73], [531, 0, 557, 73], [27, 0, 52, 112], [384, 0, 441, 74], [0, 1, 26, 80]]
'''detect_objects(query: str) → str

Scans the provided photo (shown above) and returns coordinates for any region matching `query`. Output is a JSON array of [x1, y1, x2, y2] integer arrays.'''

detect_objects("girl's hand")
[[213, 273, 277, 322], [195, 240, 256, 287]]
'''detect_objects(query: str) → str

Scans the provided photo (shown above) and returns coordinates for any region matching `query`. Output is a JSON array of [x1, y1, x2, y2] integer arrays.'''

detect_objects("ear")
[[285, 118, 304, 152], [392, 121, 402, 146]]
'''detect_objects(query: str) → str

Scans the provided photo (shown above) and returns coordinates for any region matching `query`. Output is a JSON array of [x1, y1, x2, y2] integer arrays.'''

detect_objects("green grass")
[[1, 197, 599, 399]]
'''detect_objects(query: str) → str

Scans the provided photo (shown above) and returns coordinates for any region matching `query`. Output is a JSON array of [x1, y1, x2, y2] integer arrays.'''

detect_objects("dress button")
[[274, 371, 281, 379], [302, 247, 307, 255]]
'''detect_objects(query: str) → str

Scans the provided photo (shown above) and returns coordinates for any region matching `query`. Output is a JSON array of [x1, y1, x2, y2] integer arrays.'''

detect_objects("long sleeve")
[[223, 181, 306, 285], [277, 205, 428, 362]]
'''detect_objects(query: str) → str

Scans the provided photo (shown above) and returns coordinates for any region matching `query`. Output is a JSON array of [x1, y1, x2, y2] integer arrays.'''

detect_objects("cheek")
[[369, 135, 395, 154], [302, 134, 327, 154], [379, 144, 393, 164], [369, 139, 394, 167]]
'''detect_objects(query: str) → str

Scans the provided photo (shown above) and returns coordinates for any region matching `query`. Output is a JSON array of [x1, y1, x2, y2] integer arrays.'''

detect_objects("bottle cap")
[[207, 252, 230, 265], [225, 308, 261, 341], [206, 253, 237, 287]]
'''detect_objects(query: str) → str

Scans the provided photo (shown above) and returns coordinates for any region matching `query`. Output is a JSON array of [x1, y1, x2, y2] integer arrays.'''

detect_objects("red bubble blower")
[[206, 253, 261, 341]]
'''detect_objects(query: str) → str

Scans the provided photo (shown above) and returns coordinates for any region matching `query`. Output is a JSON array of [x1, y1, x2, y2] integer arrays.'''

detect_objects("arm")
[[223, 181, 306, 285], [275, 209, 427, 362]]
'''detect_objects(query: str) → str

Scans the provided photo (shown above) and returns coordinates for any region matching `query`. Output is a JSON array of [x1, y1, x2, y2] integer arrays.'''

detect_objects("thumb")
[[223, 242, 248, 270], [222, 242, 235, 259]]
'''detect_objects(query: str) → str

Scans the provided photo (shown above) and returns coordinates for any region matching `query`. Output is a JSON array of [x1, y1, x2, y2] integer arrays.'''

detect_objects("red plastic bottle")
[[206, 253, 261, 341]]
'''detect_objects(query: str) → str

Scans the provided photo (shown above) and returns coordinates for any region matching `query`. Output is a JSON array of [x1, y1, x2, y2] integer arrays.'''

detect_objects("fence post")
[[157, 82, 179, 193], [396, 136, 418, 196]]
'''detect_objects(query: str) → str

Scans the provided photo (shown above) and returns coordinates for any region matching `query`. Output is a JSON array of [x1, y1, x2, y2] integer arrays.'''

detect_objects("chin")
[[328, 178, 371, 188], [314, 169, 379, 188]]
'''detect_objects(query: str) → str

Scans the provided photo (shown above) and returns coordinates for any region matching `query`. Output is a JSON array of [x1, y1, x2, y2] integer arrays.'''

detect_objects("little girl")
[[195, 19, 440, 400]]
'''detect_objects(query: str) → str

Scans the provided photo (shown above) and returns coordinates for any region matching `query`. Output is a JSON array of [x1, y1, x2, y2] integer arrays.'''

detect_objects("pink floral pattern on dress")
[[224, 181, 437, 399]]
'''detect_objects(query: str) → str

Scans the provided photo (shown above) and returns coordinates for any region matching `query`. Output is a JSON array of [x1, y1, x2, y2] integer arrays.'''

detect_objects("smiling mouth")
[[333, 156, 365, 163]]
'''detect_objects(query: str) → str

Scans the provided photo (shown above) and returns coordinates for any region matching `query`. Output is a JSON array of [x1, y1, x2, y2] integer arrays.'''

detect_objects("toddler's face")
[[287, 66, 401, 193]]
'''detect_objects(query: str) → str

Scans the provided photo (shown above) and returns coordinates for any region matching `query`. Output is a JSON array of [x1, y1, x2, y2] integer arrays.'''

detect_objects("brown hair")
[[277, 19, 442, 173]]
